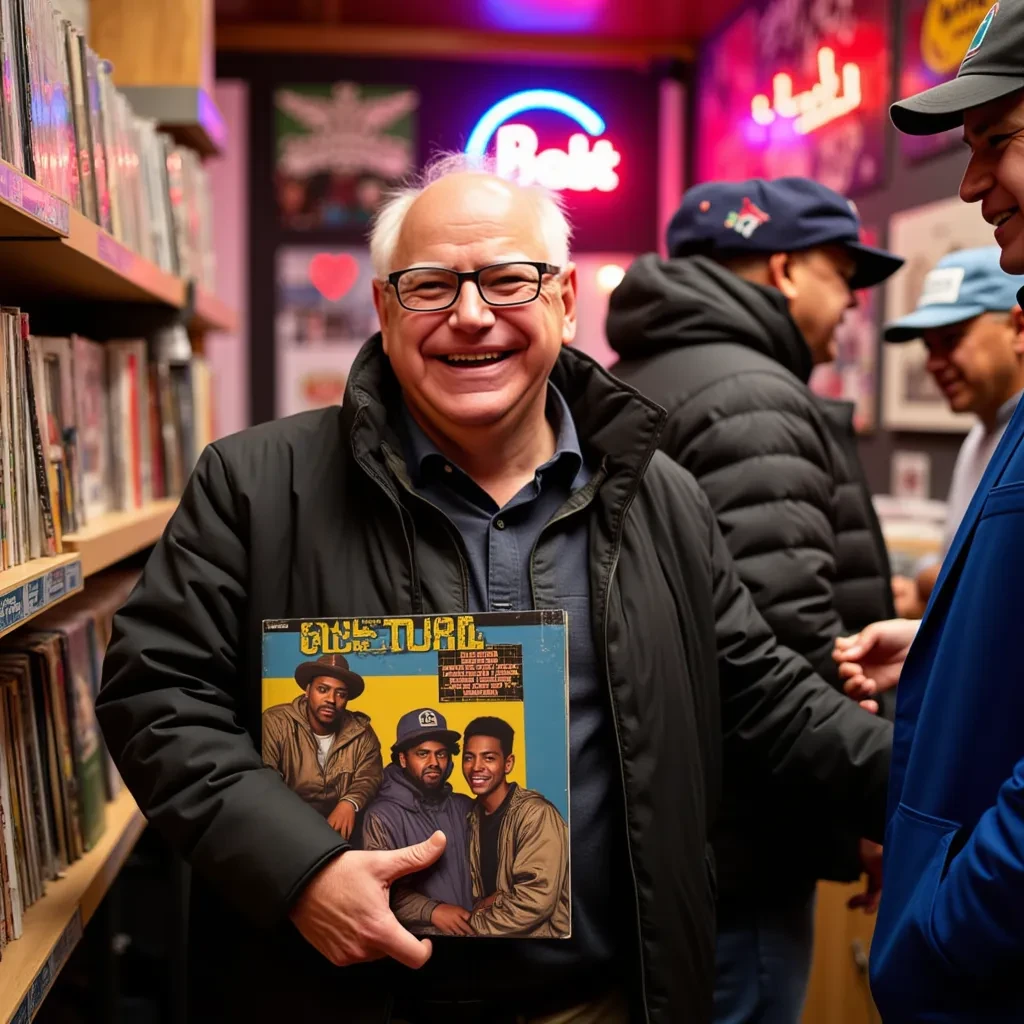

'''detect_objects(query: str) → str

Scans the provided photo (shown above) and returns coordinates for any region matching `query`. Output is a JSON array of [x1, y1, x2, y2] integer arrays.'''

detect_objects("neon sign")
[[465, 88, 621, 193], [750, 47, 862, 135]]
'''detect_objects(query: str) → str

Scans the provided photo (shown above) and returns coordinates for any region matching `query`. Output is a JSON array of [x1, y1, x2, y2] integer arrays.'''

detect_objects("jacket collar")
[[342, 334, 666, 488]]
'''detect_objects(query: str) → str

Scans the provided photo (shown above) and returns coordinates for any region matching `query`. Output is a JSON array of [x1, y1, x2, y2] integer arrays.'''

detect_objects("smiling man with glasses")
[[830, 3, 1024, 1021], [94, 152, 892, 1024]]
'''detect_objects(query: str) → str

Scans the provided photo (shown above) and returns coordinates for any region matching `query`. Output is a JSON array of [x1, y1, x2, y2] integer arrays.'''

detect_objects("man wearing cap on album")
[[832, 3, 1024, 1019], [361, 708, 474, 937], [883, 246, 1024, 618], [262, 653, 383, 838]]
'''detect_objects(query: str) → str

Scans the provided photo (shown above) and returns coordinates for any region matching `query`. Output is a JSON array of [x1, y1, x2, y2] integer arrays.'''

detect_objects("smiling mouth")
[[439, 352, 513, 366], [470, 775, 490, 785], [993, 208, 1019, 228]]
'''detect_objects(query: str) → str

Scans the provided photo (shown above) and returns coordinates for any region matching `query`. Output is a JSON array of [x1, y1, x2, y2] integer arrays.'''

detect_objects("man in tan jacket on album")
[[262, 652, 383, 837]]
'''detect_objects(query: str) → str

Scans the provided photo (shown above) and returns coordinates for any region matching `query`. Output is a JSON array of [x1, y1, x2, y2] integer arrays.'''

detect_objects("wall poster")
[[274, 82, 419, 231], [882, 196, 992, 432], [275, 246, 378, 418], [898, 0, 991, 163], [695, 0, 890, 197]]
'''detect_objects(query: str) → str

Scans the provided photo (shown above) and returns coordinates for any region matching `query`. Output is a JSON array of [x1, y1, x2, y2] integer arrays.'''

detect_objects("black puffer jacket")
[[95, 337, 890, 1024], [608, 254, 895, 896]]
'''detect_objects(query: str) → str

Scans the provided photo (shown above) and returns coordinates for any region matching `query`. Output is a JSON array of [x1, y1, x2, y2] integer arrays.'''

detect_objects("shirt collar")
[[400, 383, 585, 486], [996, 389, 1024, 429]]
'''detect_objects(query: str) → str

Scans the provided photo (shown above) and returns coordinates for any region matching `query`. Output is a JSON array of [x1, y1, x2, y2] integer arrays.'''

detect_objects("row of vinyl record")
[[0, 569, 138, 957], [0, 0, 215, 289], [0, 305, 214, 573]]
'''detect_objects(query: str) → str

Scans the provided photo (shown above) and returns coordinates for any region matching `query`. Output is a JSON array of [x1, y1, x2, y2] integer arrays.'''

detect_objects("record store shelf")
[[0, 159, 235, 332], [0, 554, 84, 641], [0, 789, 146, 1024], [62, 500, 179, 577]]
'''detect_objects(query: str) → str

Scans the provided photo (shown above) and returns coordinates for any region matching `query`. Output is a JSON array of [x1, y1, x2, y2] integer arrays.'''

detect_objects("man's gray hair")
[[368, 151, 573, 279]]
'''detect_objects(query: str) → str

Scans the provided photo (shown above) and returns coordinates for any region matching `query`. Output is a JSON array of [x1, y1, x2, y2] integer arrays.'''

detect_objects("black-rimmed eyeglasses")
[[386, 261, 561, 312]]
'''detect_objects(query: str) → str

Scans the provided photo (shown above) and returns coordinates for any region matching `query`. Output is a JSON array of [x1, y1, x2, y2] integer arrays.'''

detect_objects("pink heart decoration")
[[309, 252, 360, 302]]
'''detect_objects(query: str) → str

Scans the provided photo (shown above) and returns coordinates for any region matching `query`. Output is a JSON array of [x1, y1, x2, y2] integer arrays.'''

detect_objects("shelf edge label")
[[0, 164, 70, 235], [0, 558, 83, 633], [9, 908, 84, 1024]]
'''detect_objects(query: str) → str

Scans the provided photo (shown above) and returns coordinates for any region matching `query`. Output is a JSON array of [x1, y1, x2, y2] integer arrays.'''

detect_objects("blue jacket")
[[870, 399, 1024, 1021]]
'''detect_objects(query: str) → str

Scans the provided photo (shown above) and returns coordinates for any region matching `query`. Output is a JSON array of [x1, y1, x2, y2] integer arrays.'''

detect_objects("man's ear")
[[505, 754, 515, 776], [560, 263, 578, 346], [1011, 305, 1024, 355], [398, 751, 408, 769], [372, 279, 391, 353], [767, 252, 799, 300]]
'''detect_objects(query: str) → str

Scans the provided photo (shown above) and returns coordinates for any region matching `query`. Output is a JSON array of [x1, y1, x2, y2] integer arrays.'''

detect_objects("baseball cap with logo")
[[666, 177, 905, 289], [391, 707, 461, 756], [890, 1, 1024, 135], [883, 246, 1024, 342]]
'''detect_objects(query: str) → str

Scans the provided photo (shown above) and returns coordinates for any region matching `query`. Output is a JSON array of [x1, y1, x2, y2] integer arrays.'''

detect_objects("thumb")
[[378, 830, 447, 882]]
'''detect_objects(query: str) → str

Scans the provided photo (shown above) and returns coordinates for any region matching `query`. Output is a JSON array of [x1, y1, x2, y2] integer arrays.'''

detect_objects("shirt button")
[[495, 519, 505, 530]]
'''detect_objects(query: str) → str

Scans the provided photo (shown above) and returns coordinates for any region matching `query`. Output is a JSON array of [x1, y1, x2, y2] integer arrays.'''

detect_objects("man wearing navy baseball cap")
[[361, 708, 474, 937], [608, 176, 903, 1024], [832, 9, 1024, 1019], [884, 247, 1024, 618]]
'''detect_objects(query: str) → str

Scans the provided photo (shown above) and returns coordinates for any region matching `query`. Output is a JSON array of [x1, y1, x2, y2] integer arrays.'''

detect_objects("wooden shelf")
[[0, 790, 146, 1024], [217, 21, 695, 65], [0, 160, 238, 333], [62, 500, 178, 577], [0, 204, 185, 308], [0, 553, 83, 641], [193, 287, 238, 333]]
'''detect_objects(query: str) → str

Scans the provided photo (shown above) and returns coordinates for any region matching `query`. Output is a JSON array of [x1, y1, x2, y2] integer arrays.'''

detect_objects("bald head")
[[369, 153, 571, 278], [392, 172, 551, 275]]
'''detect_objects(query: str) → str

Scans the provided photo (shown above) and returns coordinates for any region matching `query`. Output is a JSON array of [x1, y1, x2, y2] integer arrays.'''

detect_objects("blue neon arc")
[[465, 89, 606, 158]]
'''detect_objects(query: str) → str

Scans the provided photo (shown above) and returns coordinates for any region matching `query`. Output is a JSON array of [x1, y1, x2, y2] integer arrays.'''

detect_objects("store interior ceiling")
[[214, 0, 744, 50]]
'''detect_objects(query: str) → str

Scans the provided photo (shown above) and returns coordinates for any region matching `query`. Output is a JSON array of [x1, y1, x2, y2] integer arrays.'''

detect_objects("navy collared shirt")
[[400, 386, 627, 991]]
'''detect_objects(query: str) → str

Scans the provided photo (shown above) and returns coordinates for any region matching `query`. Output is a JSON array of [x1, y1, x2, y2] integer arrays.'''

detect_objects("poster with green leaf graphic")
[[274, 82, 419, 231]]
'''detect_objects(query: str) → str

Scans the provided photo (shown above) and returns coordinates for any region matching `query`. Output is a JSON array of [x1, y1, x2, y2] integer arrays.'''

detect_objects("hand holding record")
[[289, 830, 447, 968]]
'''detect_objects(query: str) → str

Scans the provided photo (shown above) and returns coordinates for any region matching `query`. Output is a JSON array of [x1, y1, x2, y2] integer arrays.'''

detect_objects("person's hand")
[[327, 799, 357, 839], [473, 893, 497, 912], [430, 903, 474, 936], [832, 618, 919, 713], [848, 838, 883, 914], [289, 831, 446, 968]]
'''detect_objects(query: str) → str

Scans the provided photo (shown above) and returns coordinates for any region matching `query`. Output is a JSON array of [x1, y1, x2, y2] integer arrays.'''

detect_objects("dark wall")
[[852, 142, 969, 500], [216, 50, 662, 424]]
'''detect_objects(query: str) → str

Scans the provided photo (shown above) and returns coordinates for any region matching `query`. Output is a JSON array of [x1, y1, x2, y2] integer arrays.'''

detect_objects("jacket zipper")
[[527, 461, 651, 1024]]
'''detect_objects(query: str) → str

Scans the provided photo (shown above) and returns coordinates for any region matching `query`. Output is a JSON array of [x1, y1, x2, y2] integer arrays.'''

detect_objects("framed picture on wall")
[[275, 245, 379, 418], [881, 196, 993, 432], [274, 82, 418, 232], [809, 225, 881, 433]]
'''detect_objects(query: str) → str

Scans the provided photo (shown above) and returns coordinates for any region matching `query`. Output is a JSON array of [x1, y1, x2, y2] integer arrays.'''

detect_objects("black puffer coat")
[[608, 254, 895, 897], [95, 337, 890, 1023]]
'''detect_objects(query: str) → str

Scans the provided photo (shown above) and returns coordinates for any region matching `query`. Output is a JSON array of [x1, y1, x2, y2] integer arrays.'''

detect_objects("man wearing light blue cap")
[[883, 246, 1024, 615]]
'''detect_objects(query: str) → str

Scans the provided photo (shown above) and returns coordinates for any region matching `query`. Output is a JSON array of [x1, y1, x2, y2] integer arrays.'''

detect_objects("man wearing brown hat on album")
[[262, 653, 383, 838]]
